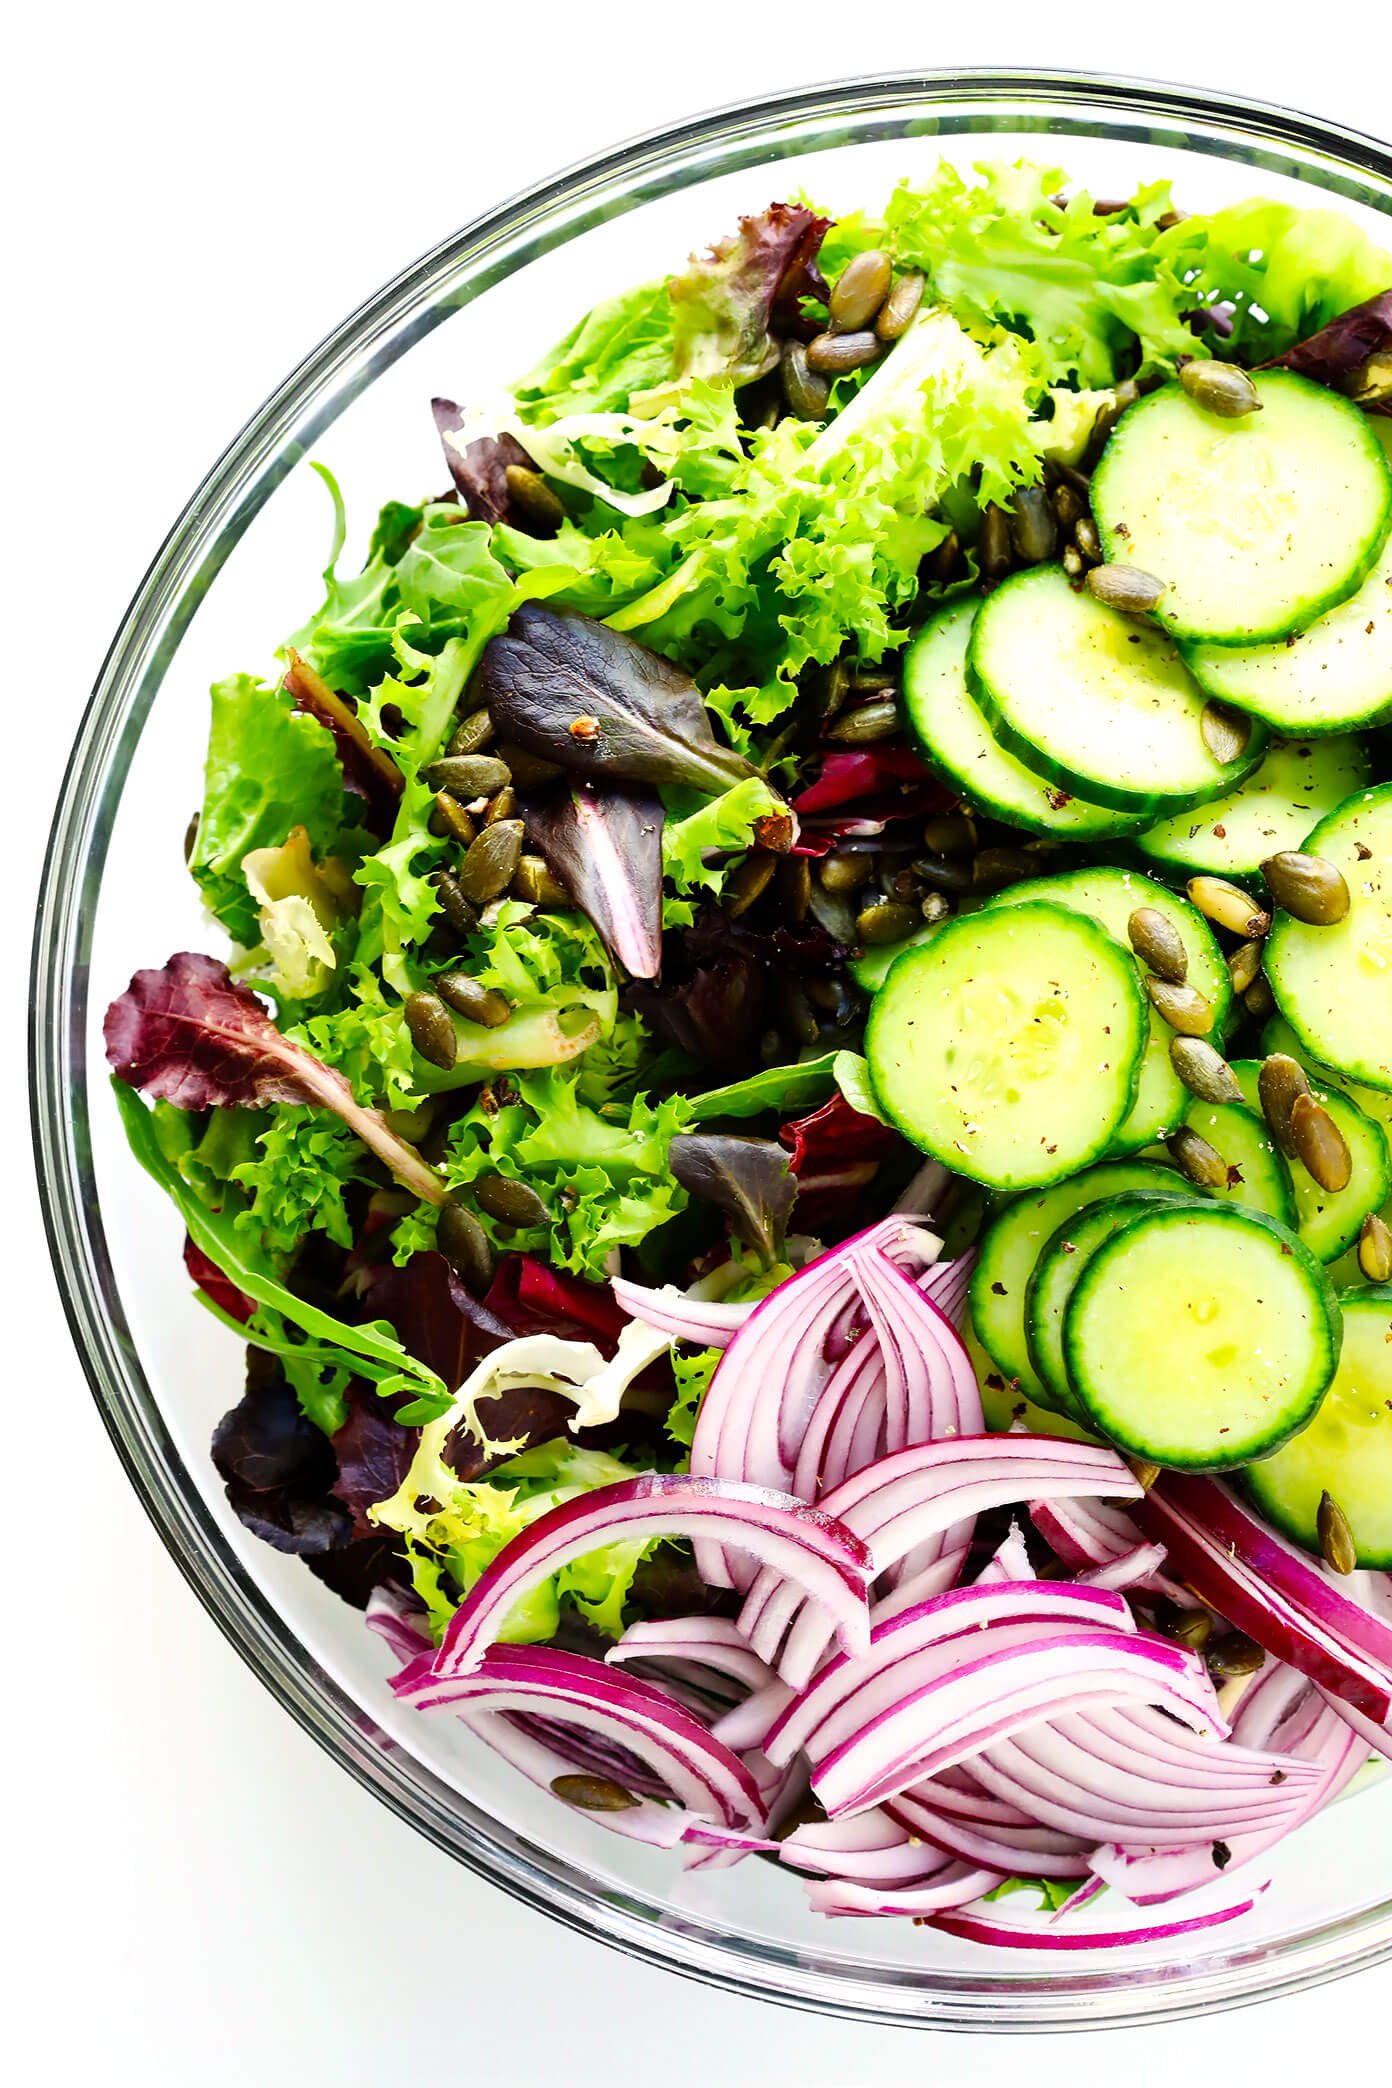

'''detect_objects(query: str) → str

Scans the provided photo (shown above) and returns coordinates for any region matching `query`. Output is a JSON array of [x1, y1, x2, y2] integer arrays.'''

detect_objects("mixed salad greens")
[[104, 159, 1392, 1945]]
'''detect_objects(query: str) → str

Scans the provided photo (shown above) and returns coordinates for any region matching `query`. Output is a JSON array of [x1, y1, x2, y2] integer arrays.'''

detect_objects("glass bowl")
[[33, 68, 1392, 2031]]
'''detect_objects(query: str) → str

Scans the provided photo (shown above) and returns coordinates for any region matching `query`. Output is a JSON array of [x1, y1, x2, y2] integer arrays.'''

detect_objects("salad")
[[104, 159, 1392, 1947]]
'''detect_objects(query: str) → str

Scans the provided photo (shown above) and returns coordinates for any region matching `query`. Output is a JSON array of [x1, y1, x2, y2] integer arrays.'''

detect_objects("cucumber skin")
[[1265, 783, 1392, 1095], [966, 653, 1268, 818], [1092, 372, 1392, 647], [865, 902, 1148, 1193], [1243, 1285, 1392, 1567], [1061, 1202, 1342, 1470]]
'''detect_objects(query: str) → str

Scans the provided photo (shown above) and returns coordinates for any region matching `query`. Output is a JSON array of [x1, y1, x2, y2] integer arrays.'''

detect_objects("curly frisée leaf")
[[104, 952, 446, 1206]]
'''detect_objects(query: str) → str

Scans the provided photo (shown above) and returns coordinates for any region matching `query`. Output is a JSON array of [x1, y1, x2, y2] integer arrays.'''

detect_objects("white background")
[[9, 7, 1392, 2081]]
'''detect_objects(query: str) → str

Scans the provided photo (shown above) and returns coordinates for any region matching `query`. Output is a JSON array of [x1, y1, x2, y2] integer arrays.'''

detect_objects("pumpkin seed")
[[1167, 1608, 1213, 1651], [875, 270, 925, 341], [1227, 939, 1264, 996], [1061, 543, 1086, 584], [1317, 1491, 1358, 1576], [435, 972, 513, 1027], [447, 708, 495, 758], [512, 854, 572, 906], [979, 504, 1013, 586], [806, 329, 882, 375], [426, 753, 512, 798], [1261, 850, 1351, 926], [1186, 875, 1271, 938], [725, 850, 777, 917], [819, 851, 872, 894], [1179, 359, 1263, 419], [1201, 700, 1251, 766], [1289, 1092, 1353, 1193], [430, 867, 480, 938], [1083, 378, 1139, 466], [1171, 1035, 1244, 1105], [778, 978, 821, 1047], [431, 790, 476, 847], [1008, 486, 1059, 565], [493, 739, 563, 788], [827, 697, 899, 743], [1244, 973, 1276, 1019], [1125, 1455, 1162, 1491], [830, 248, 893, 331], [1051, 480, 1087, 531], [781, 341, 830, 422], [1128, 905, 1188, 983], [926, 530, 963, 586], [1206, 1631, 1266, 1679], [404, 990, 457, 1070], [922, 813, 978, 856], [1359, 1210, 1392, 1282], [1073, 514, 1103, 565], [548, 1772, 639, 1811], [485, 784, 518, 825], [972, 846, 1040, 893], [458, 820, 523, 903], [856, 899, 920, 945], [916, 854, 975, 894], [777, 853, 812, 923], [475, 1174, 551, 1227], [1257, 1054, 1310, 1156], [1085, 563, 1167, 615], [1146, 976, 1215, 1036], [183, 812, 199, 863], [1166, 1125, 1230, 1190], [504, 463, 566, 531], [437, 1198, 495, 1294]]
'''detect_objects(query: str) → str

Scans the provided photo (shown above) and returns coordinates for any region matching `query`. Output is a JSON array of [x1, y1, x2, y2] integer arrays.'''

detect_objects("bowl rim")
[[32, 65, 1392, 2032]]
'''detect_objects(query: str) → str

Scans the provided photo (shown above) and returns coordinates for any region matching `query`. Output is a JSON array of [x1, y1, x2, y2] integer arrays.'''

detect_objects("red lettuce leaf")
[[283, 648, 403, 832], [183, 1232, 255, 1323], [484, 1254, 628, 1349], [629, 953, 768, 1075], [1265, 290, 1392, 406], [105, 953, 444, 1205], [521, 782, 664, 979], [361, 1251, 511, 1392], [329, 1383, 417, 1539], [668, 1131, 794, 1264], [474, 603, 755, 795], [669, 203, 831, 390], [210, 1362, 351, 1556], [432, 399, 535, 523], [780, 1092, 904, 1233]]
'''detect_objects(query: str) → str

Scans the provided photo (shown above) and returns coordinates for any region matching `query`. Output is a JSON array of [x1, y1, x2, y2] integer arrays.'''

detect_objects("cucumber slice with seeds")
[[969, 565, 1265, 816], [969, 1158, 1185, 1408], [1091, 372, 1392, 646], [1244, 1289, 1392, 1568], [1026, 1190, 1204, 1421], [1265, 785, 1392, 1092], [1134, 735, 1373, 879], [865, 902, 1148, 1192], [1231, 1058, 1391, 1264], [982, 866, 1231, 1151], [1063, 1203, 1341, 1469], [1180, 1075, 1296, 1228], [900, 600, 1147, 840]]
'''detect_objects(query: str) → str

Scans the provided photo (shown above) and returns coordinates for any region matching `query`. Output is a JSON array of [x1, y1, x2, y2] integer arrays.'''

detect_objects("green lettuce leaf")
[[372, 1435, 656, 1642], [514, 282, 675, 422], [1157, 196, 1392, 356], [665, 1346, 720, 1451]]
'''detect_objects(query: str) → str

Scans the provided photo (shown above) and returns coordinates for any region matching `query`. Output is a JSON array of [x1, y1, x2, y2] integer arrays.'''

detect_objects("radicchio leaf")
[[665, 202, 831, 392], [184, 1232, 256, 1323], [211, 1360, 351, 1556], [1265, 290, 1392, 406], [792, 746, 938, 816], [283, 648, 402, 829], [779, 1091, 904, 1234], [104, 953, 445, 1206], [432, 399, 536, 522], [361, 1251, 511, 1393], [484, 1255, 628, 1349], [668, 1131, 794, 1265], [474, 603, 756, 796], [522, 781, 664, 979]]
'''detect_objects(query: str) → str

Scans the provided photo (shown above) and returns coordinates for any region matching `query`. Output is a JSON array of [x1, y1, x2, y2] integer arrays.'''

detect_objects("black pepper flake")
[[1212, 1841, 1232, 1870], [990, 1281, 1007, 1296]]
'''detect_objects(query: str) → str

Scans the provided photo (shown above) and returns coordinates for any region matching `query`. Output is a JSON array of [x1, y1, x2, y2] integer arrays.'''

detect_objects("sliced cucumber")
[[982, 866, 1231, 1151], [865, 902, 1147, 1191], [1180, 1076, 1296, 1228], [1265, 785, 1392, 1091], [900, 600, 1146, 840], [969, 1158, 1185, 1406], [968, 566, 1265, 816], [1063, 1203, 1341, 1469], [1091, 372, 1392, 646], [1184, 535, 1392, 736], [1244, 1289, 1392, 1568], [965, 1313, 1099, 1442], [1231, 1057, 1391, 1264], [1134, 735, 1373, 878], [1026, 1190, 1202, 1421], [849, 922, 940, 994]]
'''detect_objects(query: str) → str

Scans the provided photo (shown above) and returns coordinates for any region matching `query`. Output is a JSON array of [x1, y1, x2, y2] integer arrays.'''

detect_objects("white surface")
[[9, 6, 1392, 2080]]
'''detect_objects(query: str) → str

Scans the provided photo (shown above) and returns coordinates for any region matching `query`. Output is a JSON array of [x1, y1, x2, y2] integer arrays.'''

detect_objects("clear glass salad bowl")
[[33, 68, 1392, 2031]]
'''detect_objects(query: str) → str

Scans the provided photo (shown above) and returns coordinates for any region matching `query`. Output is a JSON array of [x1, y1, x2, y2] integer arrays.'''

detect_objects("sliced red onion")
[[917, 1251, 976, 1330], [807, 1862, 1005, 1916], [925, 1888, 1265, 1950], [975, 1520, 1034, 1586], [889, 1778, 1094, 1878], [397, 1642, 766, 1829], [1078, 1543, 1172, 1593], [740, 1435, 1139, 1688], [778, 1807, 964, 1887], [1030, 1494, 1190, 1605], [609, 1276, 755, 1350], [606, 1615, 776, 1696], [431, 1473, 873, 1678], [364, 1582, 432, 1663], [460, 1710, 695, 1847], [1133, 1476, 1392, 1723]]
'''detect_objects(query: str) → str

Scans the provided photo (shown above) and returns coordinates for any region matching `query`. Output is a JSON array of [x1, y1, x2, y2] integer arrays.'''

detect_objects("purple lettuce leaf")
[[522, 781, 664, 979]]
